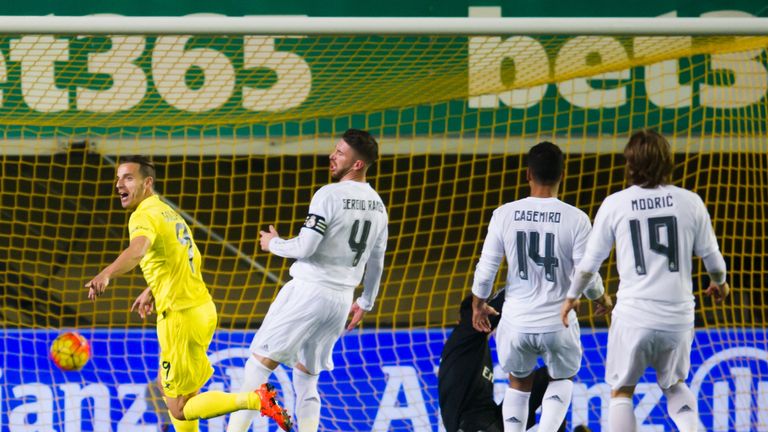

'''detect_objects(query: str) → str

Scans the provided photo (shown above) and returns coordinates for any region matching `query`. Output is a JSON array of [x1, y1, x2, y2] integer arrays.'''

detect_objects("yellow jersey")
[[129, 195, 211, 313]]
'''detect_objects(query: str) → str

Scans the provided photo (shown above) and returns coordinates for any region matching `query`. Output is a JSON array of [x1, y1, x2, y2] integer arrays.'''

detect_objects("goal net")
[[1, 16, 766, 431]]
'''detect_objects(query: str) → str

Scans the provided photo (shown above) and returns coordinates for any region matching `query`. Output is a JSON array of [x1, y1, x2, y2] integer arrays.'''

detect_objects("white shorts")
[[605, 317, 694, 390], [495, 319, 582, 380], [250, 279, 352, 374]]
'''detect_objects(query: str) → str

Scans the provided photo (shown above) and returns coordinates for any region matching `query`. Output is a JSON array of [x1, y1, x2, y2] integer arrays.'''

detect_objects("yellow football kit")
[[129, 195, 215, 397]]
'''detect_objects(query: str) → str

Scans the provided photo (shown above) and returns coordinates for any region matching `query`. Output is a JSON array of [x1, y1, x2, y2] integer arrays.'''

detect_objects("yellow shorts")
[[156, 301, 217, 398]]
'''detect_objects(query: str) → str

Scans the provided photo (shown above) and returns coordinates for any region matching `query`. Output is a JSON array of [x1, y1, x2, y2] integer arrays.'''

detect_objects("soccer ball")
[[50, 332, 91, 371]]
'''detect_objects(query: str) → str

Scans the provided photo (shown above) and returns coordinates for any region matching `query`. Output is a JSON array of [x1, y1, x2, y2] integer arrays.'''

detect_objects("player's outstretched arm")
[[86, 236, 151, 300]]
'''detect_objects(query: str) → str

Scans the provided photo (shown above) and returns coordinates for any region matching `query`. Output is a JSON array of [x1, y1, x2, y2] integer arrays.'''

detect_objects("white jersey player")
[[562, 130, 730, 432], [228, 129, 388, 432], [471, 142, 610, 432]]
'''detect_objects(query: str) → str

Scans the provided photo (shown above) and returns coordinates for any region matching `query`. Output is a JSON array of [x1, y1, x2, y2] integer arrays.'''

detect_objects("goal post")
[[0, 16, 766, 431]]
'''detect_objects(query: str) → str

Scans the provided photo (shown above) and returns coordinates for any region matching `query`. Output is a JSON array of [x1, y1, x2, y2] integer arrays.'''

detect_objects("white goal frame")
[[0, 16, 765, 35]]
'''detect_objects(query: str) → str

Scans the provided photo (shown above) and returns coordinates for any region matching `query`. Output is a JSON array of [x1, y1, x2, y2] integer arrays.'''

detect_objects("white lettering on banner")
[[373, 366, 431, 432], [467, 7, 768, 111], [699, 10, 768, 109], [77, 35, 147, 112], [467, 6, 548, 109], [571, 382, 611, 431], [0, 15, 311, 114], [60, 383, 111, 432], [9, 384, 54, 431], [691, 347, 768, 432], [116, 384, 155, 432], [556, 36, 630, 109], [242, 36, 312, 112], [10, 35, 69, 113], [152, 35, 236, 112]]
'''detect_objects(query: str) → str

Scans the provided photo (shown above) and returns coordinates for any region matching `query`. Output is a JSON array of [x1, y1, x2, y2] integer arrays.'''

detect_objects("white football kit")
[[250, 180, 388, 373], [472, 197, 600, 379], [572, 184, 726, 389]]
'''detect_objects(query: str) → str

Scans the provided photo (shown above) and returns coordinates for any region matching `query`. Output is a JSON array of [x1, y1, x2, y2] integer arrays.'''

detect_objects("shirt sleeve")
[[692, 194, 721, 258], [578, 201, 615, 273], [471, 209, 506, 300], [567, 203, 613, 299], [571, 212, 592, 266], [356, 225, 388, 311], [269, 188, 333, 259], [129, 210, 156, 245]]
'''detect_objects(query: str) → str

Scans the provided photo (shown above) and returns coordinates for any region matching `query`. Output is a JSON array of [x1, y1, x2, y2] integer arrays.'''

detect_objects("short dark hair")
[[528, 141, 564, 185], [624, 129, 673, 188], [118, 155, 156, 180], [343, 129, 379, 165]]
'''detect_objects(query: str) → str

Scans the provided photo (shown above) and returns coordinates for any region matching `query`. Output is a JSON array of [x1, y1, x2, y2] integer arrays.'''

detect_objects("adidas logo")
[[262, 344, 269, 351], [546, 395, 564, 403], [678, 404, 693, 413], [505, 417, 522, 423]]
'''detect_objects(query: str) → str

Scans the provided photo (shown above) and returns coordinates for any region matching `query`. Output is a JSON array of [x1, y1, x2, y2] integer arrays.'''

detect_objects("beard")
[[331, 165, 352, 181]]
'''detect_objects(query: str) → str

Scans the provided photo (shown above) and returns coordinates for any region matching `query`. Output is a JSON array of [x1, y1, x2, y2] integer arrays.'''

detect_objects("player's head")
[[624, 129, 673, 188], [527, 141, 564, 186], [329, 129, 379, 181], [115, 155, 156, 210]]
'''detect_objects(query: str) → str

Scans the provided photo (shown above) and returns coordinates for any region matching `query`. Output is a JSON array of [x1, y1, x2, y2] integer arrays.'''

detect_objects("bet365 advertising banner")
[[1, 328, 766, 431]]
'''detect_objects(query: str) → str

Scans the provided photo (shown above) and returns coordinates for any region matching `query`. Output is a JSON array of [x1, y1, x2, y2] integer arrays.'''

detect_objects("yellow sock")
[[182, 391, 261, 420], [169, 412, 199, 432]]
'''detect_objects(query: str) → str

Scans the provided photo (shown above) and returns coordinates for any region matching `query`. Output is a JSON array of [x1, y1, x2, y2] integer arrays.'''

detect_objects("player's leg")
[[527, 367, 566, 432], [605, 318, 654, 432], [156, 302, 291, 430], [538, 321, 581, 432], [504, 373, 534, 432], [226, 354, 279, 432], [292, 363, 321, 432], [495, 324, 538, 432], [228, 282, 309, 431], [654, 329, 698, 432], [609, 386, 637, 432], [291, 285, 350, 432]]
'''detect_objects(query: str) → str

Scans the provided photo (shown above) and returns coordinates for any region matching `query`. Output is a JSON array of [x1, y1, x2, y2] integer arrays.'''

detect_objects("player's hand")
[[346, 302, 367, 331], [131, 287, 155, 319], [704, 281, 730, 303], [85, 273, 110, 300], [259, 225, 279, 252], [594, 292, 614, 317], [560, 297, 580, 327], [471, 302, 499, 333]]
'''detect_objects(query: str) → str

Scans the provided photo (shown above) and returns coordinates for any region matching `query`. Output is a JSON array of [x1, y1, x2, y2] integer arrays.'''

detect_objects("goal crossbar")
[[0, 16, 766, 35]]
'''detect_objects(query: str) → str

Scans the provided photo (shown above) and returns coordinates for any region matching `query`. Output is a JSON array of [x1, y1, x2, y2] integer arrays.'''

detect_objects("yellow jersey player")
[[86, 155, 292, 432]]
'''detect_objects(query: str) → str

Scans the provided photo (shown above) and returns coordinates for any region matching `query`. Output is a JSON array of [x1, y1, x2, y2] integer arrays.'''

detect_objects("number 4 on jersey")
[[349, 219, 372, 266], [516, 231, 559, 282]]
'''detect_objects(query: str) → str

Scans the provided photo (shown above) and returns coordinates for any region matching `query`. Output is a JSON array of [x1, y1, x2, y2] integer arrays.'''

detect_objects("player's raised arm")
[[86, 235, 151, 300]]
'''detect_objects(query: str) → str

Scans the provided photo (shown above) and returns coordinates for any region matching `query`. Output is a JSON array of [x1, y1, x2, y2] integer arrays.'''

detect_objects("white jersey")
[[472, 197, 593, 332], [270, 180, 388, 307], [579, 185, 722, 331]]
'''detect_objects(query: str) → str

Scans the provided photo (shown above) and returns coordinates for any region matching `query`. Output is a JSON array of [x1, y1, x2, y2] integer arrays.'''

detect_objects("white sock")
[[538, 379, 573, 432], [293, 369, 321, 432], [226, 357, 274, 432], [502, 387, 531, 432], [609, 397, 636, 432], [663, 382, 699, 432]]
